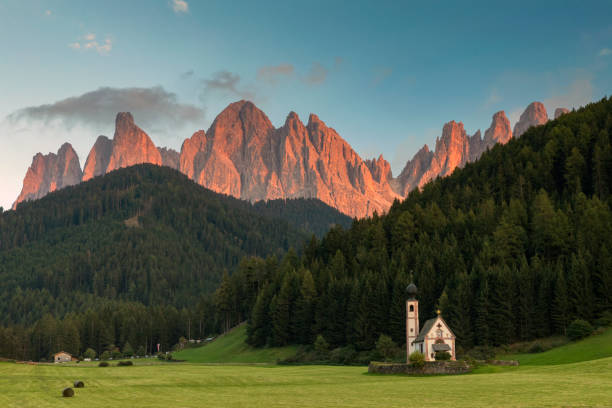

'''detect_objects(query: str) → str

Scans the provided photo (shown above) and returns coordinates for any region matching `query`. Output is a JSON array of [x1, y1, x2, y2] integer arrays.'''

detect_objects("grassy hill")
[[499, 327, 612, 366], [174, 324, 297, 364]]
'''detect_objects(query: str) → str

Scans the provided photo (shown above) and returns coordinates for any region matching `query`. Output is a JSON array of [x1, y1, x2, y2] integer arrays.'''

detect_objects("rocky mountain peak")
[[13, 143, 82, 209], [513, 102, 548, 138], [484, 110, 512, 148], [554, 107, 570, 119]]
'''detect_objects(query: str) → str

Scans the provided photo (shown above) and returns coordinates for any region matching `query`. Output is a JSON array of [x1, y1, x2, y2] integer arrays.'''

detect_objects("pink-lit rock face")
[[177, 101, 399, 218], [554, 107, 570, 119], [106, 112, 162, 172], [13, 101, 536, 217], [159, 147, 180, 170], [483, 110, 512, 148], [82, 135, 113, 181], [395, 110, 513, 196], [13, 143, 82, 209], [513, 102, 548, 138]]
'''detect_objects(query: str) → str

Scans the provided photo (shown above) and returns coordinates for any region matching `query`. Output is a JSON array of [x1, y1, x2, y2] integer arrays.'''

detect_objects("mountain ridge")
[[12, 100, 564, 216]]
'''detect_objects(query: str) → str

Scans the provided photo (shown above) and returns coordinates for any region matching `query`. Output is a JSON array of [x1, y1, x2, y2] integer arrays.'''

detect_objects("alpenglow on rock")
[[82, 113, 162, 181], [513, 102, 548, 138], [13, 100, 548, 217], [177, 101, 399, 217], [554, 108, 570, 119], [12, 143, 82, 209]]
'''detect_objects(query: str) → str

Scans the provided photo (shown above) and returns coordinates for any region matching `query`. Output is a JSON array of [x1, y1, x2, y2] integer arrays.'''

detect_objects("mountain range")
[[12, 100, 563, 217]]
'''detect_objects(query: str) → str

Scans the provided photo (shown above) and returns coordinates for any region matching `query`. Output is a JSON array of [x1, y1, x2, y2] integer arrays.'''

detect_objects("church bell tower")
[[406, 283, 419, 361]]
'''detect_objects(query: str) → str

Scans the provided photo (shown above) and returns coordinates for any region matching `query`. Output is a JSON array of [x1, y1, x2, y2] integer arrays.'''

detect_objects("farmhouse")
[[53, 351, 74, 363], [406, 283, 456, 362]]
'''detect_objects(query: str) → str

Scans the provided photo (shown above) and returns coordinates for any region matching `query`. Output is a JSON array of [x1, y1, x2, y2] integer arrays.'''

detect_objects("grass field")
[[2, 328, 611, 407], [1, 357, 611, 407], [173, 324, 298, 363], [499, 327, 612, 365]]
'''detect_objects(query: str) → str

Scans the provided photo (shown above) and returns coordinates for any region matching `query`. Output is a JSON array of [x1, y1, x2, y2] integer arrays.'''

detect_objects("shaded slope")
[[174, 324, 297, 364]]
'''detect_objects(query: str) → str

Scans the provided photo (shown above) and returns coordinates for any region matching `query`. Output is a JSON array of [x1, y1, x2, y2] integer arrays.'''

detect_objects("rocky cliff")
[[513, 102, 548, 138], [13, 143, 82, 209], [13, 100, 552, 218], [554, 107, 569, 119], [177, 101, 398, 217], [159, 147, 180, 170]]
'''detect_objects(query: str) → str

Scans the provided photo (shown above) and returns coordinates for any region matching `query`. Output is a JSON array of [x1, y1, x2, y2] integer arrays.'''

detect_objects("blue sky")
[[1, 0, 611, 208]]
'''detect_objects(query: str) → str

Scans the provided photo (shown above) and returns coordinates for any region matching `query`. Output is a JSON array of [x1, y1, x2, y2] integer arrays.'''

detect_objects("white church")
[[405, 283, 456, 362]]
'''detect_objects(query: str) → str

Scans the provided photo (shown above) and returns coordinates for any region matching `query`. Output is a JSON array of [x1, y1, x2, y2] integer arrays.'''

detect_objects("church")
[[405, 283, 456, 362]]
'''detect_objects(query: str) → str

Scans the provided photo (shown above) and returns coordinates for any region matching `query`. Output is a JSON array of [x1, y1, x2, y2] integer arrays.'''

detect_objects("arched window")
[[409, 305, 414, 312], [437, 329, 443, 338]]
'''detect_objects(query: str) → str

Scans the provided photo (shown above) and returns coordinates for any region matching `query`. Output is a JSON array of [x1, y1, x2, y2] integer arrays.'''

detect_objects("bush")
[[314, 335, 330, 358], [117, 360, 133, 366], [466, 346, 495, 360], [136, 345, 146, 357], [111, 350, 123, 360], [567, 319, 594, 341], [528, 342, 545, 353], [98, 361, 109, 367], [83, 348, 96, 360], [409, 351, 425, 368], [122, 342, 134, 358], [375, 334, 397, 362], [100, 350, 111, 360], [594, 311, 612, 328], [330, 345, 357, 365], [435, 351, 451, 361]]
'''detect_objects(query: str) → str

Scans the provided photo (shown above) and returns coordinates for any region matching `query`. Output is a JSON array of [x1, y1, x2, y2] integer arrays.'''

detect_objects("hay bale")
[[98, 361, 109, 367], [62, 387, 74, 397], [74, 380, 84, 388], [117, 360, 133, 366]]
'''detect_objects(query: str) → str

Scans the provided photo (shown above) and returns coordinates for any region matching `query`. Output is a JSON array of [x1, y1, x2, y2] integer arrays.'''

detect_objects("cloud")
[[201, 71, 255, 100], [68, 33, 113, 55], [303, 62, 328, 85], [599, 48, 612, 57], [483, 88, 502, 109], [7, 86, 204, 131], [372, 67, 392, 86], [45, 10, 52, 16], [180, 70, 194, 79], [543, 77, 594, 113], [257, 64, 295, 84], [171, 0, 189, 13]]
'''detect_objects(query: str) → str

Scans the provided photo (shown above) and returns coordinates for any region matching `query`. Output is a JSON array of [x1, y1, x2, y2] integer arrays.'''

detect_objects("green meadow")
[[1, 328, 611, 408]]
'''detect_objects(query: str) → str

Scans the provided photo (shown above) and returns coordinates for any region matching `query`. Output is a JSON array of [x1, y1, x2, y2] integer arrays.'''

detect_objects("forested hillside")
[[0, 165, 349, 360], [227, 97, 612, 352]]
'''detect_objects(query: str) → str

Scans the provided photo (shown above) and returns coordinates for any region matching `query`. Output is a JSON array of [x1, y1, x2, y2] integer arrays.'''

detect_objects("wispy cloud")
[[257, 64, 295, 84], [302, 62, 328, 85], [171, 0, 189, 14], [7, 86, 204, 131], [543, 76, 593, 113], [599, 47, 612, 57], [483, 88, 502, 109], [68, 33, 113, 55], [201, 71, 255, 100], [180, 70, 194, 80], [372, 67, 392, 86]]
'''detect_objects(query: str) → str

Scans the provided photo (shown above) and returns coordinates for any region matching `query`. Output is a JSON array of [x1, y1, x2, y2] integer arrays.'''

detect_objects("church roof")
[[413, 315, 456, 343], [432, 343, 451, 351], [413, 318, 437, 343]]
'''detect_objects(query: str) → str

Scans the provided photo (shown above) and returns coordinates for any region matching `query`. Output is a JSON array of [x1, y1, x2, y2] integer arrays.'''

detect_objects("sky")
[[1, 0, 612, 209]]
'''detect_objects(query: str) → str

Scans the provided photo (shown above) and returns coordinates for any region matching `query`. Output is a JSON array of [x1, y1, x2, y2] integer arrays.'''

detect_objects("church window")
[[409, 305, 414, 312], [410, 328, 413, 333], [436, 329, 443, 338]]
